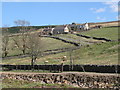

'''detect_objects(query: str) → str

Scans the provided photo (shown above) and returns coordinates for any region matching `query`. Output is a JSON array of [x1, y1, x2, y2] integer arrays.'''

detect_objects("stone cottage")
[[42, 28, 54, 35], [52, 25, 70, 35], [70, 22, 89, 31]]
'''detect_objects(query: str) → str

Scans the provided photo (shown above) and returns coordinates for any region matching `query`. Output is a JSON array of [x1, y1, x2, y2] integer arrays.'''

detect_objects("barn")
[[70, 22, 89, 31], [52, 25, 70, 34], [42, 28, 54, 35]]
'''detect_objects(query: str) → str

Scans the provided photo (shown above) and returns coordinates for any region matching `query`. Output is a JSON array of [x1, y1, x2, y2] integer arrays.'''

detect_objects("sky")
[[1, 1, 119, 27]]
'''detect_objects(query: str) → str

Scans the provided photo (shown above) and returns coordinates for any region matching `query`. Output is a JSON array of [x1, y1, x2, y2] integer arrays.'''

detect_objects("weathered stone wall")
[[42, 35, 80, 46], [1, 72, 120, 89], [2, 64, 120, 73], [75, 34, 114, 42]]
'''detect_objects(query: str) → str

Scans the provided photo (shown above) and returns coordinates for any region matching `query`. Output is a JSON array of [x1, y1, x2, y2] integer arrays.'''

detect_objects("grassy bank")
[[2, 78, 74, 88], [2, 41, 119, 65], [54, 34, 104, 45], [6, 36, 74, 57], [2, 27, 119, 65], [80, 27, 118, 40]]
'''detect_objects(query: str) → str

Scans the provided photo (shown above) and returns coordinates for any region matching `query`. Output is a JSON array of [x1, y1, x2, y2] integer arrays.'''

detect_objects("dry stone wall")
[[2, 64, 120, 73], [75, 34, 113, 42], [1, 72, 120, 89]]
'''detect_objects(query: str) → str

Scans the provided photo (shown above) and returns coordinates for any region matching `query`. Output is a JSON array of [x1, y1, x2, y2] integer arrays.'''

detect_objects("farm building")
[[52, 25, 70, 34], [70, 22, 89, 31], [41, 25, 70, 35], [42, 28, 54, 35]]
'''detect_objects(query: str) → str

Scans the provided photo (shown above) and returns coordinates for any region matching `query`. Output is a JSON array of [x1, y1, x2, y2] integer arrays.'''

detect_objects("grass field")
[[7, 36, 74, 57], [2, 78, 74, 88], [41, 37, 74, 50], [54, 34, 104, 45], [2, 41, 119, 65], [80, 27, 118, 40], [37, 41, 119, 65], [2, 23, 119, 89], [2, 27, 119, 65]]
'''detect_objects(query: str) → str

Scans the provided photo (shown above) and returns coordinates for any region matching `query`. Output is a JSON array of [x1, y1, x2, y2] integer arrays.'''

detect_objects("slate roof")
[[53, 25, 66, 30], [52, 25, 69, 34]]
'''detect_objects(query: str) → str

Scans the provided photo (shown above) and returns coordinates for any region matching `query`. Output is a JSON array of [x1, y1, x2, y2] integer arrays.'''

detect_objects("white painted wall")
[[64, 26, 69, 32], [84, 23, 89, 30]]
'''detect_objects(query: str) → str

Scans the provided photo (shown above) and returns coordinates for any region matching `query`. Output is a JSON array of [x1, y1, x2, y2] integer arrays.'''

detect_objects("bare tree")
[[13, 20, 44, 71], [27, 33, 44, 71], [13, 20, 30, 55], [2, 26, 9, 57], [14, 20, 30, 27]]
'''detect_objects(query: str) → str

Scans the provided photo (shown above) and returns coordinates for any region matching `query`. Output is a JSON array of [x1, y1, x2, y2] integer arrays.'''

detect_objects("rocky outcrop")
[[1, 72, 120, 89]]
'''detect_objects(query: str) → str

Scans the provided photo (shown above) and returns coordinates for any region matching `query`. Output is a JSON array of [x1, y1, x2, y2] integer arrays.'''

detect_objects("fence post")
[[115, 65, 118, 74], [20, 65, 21, 71], [61, 63, 63, 72], [24, 65, 25, 70], [38, 65, 39, 71]]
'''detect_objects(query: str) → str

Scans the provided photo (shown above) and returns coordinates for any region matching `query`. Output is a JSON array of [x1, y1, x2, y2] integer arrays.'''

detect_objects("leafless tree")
[[13, 20, 30, 55], [27, 33, 44, 71], [2, 26, 9, 57], [14, 20, 30, 26], [13, 20, 44, 71]]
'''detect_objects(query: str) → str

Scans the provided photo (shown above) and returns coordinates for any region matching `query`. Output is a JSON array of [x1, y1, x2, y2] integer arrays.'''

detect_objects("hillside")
[[80, 27, 118, 40], [88, 21, 119, 28], [2, 25, 56, 33], [2, 20, 119, 34], [4, 36, 74, 57], [2, 41, 119, 65], [2, 21, 119, 65], [2, 33, 119, 65]]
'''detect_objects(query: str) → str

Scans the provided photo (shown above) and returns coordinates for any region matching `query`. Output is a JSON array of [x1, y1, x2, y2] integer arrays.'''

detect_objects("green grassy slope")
[[2, 27, 119, 65], [41, 37, 74, 50], [6, 36, 74, 57], [3, 41, 119, 65], [80, 27, 118, 40], [54, 34, 105, 45]]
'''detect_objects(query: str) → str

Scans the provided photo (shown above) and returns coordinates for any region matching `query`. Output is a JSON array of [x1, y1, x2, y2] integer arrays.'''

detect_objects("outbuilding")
[[52, 25, 70, 34]]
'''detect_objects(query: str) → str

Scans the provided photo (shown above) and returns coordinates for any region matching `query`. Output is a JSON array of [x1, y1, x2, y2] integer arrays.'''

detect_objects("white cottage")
[[70, 22, 89, 31], [83, 23, 89, 30], [52, 25, 69, 34]]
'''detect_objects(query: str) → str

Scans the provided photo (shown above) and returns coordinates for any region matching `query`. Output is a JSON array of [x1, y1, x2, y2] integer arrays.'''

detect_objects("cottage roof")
[[43, 28, 52, 31], [54, 25, 67, 30]]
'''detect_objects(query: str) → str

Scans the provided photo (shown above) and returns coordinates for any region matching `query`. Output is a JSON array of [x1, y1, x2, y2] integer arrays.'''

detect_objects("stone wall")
[[42, 35, 80, 46], [1, 72, 120, 89], [75, 34, 113, 42], [2, 64, 120, 73]]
